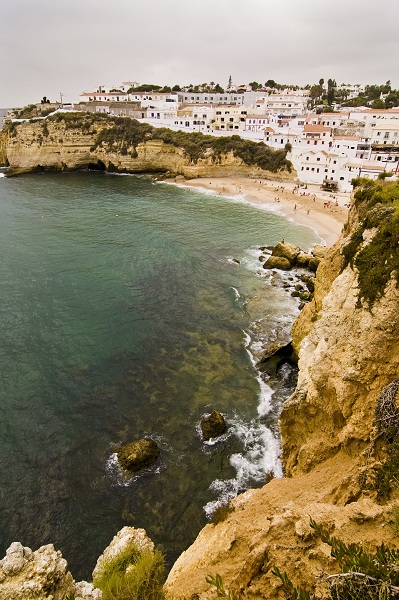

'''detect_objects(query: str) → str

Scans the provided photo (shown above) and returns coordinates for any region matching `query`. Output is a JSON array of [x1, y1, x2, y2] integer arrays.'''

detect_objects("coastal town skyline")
[[1, 0, 399, 108]]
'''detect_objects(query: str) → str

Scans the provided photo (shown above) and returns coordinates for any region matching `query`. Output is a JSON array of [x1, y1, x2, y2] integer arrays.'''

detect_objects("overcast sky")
[[1, 0, 398, 108]]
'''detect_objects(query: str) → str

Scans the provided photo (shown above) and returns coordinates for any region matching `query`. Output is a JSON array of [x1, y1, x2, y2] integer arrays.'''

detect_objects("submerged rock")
[[116, 438, 160, 472], [201, 411, 226, 441]]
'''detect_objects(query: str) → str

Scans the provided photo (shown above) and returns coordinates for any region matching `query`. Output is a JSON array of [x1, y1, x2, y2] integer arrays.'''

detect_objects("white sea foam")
[[0, 173, 5, 178], [230, 286, 241, 302], [204, 330, 282, 518], [204, 416, 282, 519], [106, 452, 135, 487], [243, 330, 274, 417]]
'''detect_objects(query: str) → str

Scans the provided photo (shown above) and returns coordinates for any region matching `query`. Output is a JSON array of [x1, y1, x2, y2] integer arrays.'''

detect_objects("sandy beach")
[[174, 177, 351, 247]]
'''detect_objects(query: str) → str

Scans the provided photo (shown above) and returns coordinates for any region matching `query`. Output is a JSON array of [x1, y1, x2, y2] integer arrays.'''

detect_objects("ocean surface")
[[0, 171, 318, 578]]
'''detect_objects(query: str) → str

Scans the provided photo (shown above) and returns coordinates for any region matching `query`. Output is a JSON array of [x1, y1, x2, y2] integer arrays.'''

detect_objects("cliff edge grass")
[[0, 112, 293, 178], [165, 179, 399, 599]]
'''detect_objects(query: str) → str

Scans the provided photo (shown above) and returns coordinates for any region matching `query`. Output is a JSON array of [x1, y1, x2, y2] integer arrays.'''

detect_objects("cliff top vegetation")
[[45, 112, 292, 173], [342, 178, 399, 307]]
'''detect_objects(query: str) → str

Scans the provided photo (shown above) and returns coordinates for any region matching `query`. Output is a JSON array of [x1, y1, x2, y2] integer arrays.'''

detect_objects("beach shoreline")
[[167, 176, 350, 247]]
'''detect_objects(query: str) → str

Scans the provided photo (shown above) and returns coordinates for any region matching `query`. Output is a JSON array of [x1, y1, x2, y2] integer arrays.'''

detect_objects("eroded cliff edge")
[[165, 179, 399, 599], [0, 112, 293, 179]]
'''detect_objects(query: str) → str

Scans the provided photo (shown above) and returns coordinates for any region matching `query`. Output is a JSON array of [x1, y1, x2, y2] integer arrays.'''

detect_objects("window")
[[317, 157, 320, 161]]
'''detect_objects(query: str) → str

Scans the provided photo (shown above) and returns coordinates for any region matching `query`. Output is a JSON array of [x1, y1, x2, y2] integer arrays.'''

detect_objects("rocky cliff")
[[164, 179, 399, 598], [0, 527, 158, 600], [1, 113, 293, 179], [1, 140, 399, 597], [0, 129, 7, 166]]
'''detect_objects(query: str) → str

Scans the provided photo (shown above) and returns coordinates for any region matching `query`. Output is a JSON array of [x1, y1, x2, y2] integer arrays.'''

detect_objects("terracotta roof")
[[304, 124, 332, 133], [299, 150, 328, 157]]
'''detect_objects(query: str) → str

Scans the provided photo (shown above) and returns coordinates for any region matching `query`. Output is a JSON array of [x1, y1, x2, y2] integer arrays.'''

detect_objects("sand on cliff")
[[174, 176, 350, 247]]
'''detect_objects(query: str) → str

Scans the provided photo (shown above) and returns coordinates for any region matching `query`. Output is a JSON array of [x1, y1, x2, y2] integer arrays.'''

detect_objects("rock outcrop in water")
[[200, 411, 227, 441], [164, 179, 399, 598], [116, 438, 160, 472]]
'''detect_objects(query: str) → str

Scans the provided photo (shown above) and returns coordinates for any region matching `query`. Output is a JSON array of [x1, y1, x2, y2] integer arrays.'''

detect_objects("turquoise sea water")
[[0, 172, 317, 578]]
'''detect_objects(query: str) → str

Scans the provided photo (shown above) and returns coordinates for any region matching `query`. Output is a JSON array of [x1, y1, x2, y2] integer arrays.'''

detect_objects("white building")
[[265, 90, 309, 116], [212, 105, 249, 132]]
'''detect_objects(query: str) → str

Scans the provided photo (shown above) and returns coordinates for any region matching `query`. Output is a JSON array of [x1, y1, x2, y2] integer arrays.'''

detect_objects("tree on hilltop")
[[327, 78, 336, 105]]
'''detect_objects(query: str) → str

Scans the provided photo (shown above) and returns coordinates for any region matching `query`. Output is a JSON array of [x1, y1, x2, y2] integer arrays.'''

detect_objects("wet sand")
[[175, 177, 350, 247]]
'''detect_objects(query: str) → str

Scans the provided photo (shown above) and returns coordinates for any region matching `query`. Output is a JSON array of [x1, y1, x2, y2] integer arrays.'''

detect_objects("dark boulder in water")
[[201, 411, 226, 441], [116, 438, 160, 472]]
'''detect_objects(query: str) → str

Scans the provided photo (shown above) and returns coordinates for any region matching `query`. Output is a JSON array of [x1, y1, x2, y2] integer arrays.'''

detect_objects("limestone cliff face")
[[4, 118, 292, 180], [0, 129, 8, 166], [0, 541, 100, 599], [165, 192, 399, 598]]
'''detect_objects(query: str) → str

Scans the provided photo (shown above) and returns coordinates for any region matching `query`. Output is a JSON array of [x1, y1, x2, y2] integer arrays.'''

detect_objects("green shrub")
[[273, 519, 399, 600], [341, 180, 399, 307], [93, 544, 165, 600], [206, 573, 240, 600], [389, 506, 399, 537]]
